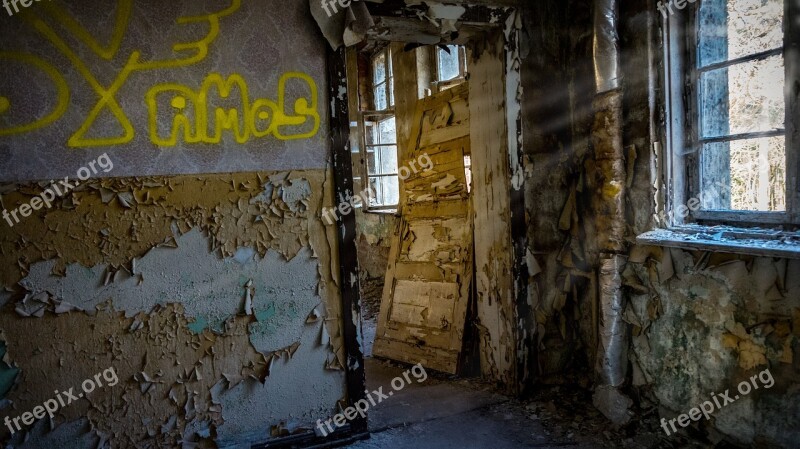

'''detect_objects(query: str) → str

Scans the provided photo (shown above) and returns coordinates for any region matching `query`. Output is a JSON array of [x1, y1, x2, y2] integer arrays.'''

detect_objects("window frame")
[[431, 45, 468, 94], [358, 46, 400, 212], [371, 46, 394, 113], [359, 112, 399, 211], [663, 0, 799, 230]]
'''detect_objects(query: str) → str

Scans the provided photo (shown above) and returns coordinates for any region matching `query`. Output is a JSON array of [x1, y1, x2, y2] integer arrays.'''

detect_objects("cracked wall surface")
[[625, 249, 800, 446], [0, 172, 347, 448]]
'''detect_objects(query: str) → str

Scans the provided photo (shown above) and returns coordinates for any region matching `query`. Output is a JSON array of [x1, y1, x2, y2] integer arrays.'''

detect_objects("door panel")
[[373, 83, 472, 374]]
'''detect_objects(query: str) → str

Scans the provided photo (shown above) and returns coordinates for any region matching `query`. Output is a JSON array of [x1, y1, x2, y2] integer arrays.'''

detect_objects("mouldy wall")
[[0, 171, 347, 448], [618, 0, 800, 444], [354, 211, 395, 321], [520, 0, 800, 445], [354, 211, 395, 280], [624, 247, 800, 446]]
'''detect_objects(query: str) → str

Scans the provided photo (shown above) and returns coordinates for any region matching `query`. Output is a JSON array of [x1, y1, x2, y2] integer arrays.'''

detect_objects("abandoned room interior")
[[0, 0, 797, 447]]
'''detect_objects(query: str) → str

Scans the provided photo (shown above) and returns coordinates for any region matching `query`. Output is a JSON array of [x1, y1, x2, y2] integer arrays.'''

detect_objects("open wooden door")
[[373, 83, 472, 374]]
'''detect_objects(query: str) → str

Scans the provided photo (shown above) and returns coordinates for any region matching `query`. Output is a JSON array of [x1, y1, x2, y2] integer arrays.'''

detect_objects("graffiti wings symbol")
[[0, 0, 241, 147]]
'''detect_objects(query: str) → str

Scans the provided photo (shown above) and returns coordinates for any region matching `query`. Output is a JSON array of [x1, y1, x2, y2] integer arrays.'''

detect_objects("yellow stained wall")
[[0, 171, 346, 447]]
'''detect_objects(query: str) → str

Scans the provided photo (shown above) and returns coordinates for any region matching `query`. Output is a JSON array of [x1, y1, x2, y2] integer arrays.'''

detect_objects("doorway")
[[326, 3, 529, 443], [347, 26, 525, 383]]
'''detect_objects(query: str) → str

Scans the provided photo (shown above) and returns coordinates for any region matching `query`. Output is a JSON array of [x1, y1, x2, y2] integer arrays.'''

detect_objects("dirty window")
[[364, 116, 399, 208], [353, 46, 400, 211], [437, 45, 462, 81], [373, 48, 394, 111], [695, 0, 786, 213], [433, 45, 467, 93]]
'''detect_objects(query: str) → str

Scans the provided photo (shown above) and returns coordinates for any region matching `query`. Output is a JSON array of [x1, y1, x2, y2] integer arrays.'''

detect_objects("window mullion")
[[697, 47, 784, 73], [699, 130, 785, 144]]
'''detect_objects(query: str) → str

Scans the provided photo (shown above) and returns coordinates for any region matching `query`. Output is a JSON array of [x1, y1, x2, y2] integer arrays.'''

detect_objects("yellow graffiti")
[[40, 0, 132, 60], [0, 52, 70, 137], [146, 72, 320, 147], [15, 0, 242, 147]]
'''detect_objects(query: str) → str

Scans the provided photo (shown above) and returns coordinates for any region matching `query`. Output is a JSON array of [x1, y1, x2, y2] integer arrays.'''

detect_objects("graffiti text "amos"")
[[146, 72, 319, 147]]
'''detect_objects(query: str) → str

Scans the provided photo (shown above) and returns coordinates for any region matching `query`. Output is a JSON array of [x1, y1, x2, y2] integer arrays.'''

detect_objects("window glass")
[[437, 45, 461, 81], [701, 137, 786, 211], [363, 115, 399, 208], [378, 117, 397, 144], [374, 84, 388, 111], [373, 52, 386, 84], [698, 0, 783, 67], [695, 0, 785, 214], [700, 55, 785, 138], [369, 176, 400, 207], [364, 48, 398, 207]]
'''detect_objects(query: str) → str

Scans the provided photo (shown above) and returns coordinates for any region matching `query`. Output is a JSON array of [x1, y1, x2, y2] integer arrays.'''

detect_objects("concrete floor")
[[342, 358, 600, 449], [341, 356, 702, 449]]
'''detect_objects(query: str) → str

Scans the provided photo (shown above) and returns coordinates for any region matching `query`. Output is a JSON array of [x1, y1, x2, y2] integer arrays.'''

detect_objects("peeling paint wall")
[[470, 30, 520, 391], [520, 0, 800, 445], [0, 1, 350, 446], [0, 171, 345, 447], [0, 172, 347, 447], [625, 248, 800, 446]]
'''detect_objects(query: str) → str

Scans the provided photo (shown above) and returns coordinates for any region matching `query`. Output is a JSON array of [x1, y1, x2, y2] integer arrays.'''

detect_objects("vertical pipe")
[[591, 0, 633, 426]]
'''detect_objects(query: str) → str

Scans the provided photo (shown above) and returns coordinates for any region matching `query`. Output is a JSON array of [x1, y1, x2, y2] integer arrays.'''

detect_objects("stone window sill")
[[636, 225, 800, 259]]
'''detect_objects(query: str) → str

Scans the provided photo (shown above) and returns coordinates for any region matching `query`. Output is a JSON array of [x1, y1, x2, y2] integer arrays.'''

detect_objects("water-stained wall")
[[0, 1, 347, 447], [0, 173, 348, 448], [520, 0, 799, 445]]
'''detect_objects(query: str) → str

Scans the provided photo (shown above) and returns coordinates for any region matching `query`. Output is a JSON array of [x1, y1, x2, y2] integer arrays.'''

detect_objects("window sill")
[[363, 208, 398, 216], [636, 225, 800, 259]]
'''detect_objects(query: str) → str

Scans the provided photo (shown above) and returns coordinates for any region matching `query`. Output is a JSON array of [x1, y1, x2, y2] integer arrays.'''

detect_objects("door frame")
[[326, 1, 529, 442]]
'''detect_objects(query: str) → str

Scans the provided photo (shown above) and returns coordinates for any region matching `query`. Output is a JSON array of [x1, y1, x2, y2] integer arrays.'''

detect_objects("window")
[[664, 0, 798, 227], [363, 115, 399, 208], [360, 47, 399, 210], [432, 45, 467, 93], [372, 48, 394, 111]]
